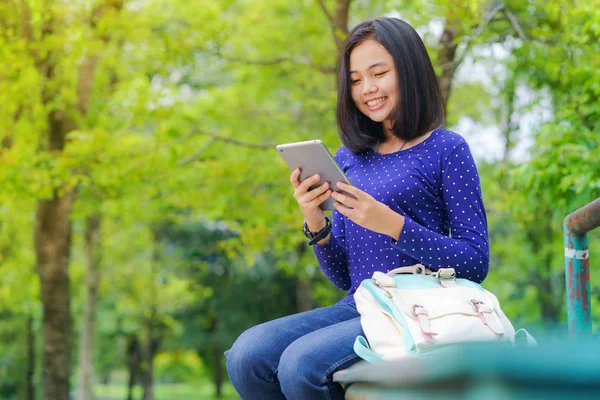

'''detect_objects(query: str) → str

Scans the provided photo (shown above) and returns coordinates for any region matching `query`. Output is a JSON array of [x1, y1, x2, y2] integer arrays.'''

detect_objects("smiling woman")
[[225, 17, 489, 400], [338, 18, 445, 155]]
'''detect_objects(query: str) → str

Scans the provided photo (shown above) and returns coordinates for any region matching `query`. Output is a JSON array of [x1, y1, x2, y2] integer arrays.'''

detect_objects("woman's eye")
[[350, 79, 361, 85], [375, 71, 387, 77]]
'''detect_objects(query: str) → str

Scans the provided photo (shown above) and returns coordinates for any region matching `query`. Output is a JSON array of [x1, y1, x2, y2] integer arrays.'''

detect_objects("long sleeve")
[[391, 143, 489, 283], [313, 209, 352, 290]]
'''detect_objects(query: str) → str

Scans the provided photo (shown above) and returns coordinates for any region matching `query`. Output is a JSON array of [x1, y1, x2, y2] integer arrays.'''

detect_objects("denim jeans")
[[225, 301, 363, 400]]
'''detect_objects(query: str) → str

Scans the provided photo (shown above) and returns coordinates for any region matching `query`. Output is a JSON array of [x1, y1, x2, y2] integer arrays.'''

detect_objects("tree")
[[156, 219, 298, 397], [492, 0, 600, 325], [2, 0, 224, 396], [26, 2, 122, 397]]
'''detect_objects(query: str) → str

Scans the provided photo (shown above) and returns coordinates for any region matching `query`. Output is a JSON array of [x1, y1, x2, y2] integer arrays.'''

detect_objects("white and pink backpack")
[[353, 264, 536, 363]]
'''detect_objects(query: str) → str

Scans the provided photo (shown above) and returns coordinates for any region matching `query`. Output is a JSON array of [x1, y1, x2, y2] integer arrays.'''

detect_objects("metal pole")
[[564, 198, 600, 336]]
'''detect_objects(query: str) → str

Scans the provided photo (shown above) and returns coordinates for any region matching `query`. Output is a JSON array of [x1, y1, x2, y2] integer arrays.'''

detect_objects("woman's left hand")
[[331, 182, 404, 240]]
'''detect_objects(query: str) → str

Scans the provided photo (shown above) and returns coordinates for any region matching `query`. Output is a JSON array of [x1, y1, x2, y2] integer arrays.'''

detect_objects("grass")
[[95, 382, 240, 400]]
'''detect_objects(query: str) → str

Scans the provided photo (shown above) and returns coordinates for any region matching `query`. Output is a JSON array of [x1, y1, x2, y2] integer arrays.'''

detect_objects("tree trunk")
[[34, 106, 75, 400], [26, 313, 35, 400], [296, 277, 312, 312], [35, 186, 74, 400], [501, 79, 516, 162], [203, 313, 224, 398], [142, 347, 154, 400], [332, 0, 351, 54], [141, 236, 164, 400], [31, 3, 106, 398], [526, 207, 564, 324], [213, 343, 223, 398], [318, 0, 350, 82], [26, 1, 122, 397], [142, 317, 160, 400], [126, 336, 141, 400], [76, 214, 102, 400], [437, 23, 460, 105], [538, 272, 562, 323]]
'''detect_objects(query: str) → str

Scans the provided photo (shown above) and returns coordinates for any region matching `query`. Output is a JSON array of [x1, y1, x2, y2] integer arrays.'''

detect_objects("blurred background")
[[0, 0, 599, 399]]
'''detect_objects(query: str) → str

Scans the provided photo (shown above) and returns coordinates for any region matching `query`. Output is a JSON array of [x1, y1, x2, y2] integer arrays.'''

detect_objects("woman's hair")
[[336, 17, 445, 154]]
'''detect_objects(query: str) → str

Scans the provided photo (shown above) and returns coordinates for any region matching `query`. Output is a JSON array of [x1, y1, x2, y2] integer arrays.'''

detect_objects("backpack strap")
[[515, 328, 538, 347], [384, 265, 458, 288], [373, 264, 435, 289], [386, 264, 433, 276], [353, 336, 385, 364]]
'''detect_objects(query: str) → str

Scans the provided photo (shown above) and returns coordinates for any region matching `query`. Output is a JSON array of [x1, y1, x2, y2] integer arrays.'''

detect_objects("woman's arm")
[[288, 151, 352, 289], [312, 209, 352, 290], [390, 143, 489, 282]]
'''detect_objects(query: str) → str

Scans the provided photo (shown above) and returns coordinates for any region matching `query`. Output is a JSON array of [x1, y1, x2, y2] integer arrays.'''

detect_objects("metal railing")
[[564, 197, 600, 336]]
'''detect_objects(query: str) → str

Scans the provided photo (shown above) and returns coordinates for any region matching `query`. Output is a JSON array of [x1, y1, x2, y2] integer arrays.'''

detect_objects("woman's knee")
[[277, 339, 323, 393], [225, 324, 277, 384], [226, 326, 261, 369], [277, 322, 361, 400]]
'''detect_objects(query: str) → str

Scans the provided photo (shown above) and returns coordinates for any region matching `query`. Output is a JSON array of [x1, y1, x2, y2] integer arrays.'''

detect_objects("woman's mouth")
[[366, 96, 387, 111]]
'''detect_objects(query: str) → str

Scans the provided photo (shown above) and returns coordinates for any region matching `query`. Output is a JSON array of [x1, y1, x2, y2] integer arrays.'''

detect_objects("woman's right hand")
[[290, 168, 331, 231]]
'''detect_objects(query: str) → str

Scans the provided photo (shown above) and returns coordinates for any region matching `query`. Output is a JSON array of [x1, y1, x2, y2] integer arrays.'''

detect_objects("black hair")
[[336, 17, 445, 154]]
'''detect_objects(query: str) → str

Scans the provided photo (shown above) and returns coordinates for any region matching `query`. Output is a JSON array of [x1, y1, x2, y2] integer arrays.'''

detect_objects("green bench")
[[335, 340, 600, 399]]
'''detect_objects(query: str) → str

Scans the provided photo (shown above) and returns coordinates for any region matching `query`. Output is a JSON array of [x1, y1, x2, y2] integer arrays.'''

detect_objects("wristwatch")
[[303, 217, 332, 246]]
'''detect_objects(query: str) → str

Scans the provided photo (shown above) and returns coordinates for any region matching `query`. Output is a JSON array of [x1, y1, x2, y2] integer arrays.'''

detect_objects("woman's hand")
[[331, 182, 404, 240], [290, 168, 331, 231]]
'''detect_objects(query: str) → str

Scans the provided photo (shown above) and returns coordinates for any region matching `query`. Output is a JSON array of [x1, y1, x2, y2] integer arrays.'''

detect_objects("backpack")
[[353, 264, 536, 363]]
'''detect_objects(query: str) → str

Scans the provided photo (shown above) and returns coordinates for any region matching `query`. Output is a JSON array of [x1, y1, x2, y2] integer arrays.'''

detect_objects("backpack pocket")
[[389, 286, 507, 352]]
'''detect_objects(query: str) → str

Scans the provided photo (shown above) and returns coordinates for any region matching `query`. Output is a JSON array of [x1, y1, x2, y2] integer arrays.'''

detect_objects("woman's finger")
[[309, 189, 331, 207], [333, 201, 353, 217], [306, 182, 329, 201], [299, 174, 321, 192], [289, 168, 301, 188], [331, 191, 359, 208], [336, 182, 364, 198]]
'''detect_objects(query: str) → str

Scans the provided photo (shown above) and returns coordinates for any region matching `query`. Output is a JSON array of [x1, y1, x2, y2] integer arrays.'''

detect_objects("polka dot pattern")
[[313, 129, 490, 297]]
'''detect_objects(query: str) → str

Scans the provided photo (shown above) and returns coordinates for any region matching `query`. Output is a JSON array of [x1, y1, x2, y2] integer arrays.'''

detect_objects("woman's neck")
[[376, 128, 435, 154], [383, 120, 394, 139]]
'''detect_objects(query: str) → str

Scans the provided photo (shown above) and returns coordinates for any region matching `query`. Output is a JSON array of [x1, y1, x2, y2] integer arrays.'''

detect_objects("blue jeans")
[[225, 301, 363, 400]]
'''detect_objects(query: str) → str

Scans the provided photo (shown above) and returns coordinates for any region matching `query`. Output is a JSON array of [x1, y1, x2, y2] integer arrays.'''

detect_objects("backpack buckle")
[[434, 268, 456, 280], [470, 299, 504, 337], [373, 271, 396, 288], [434, 268, 456, 287], [413, 305, 437, 342]]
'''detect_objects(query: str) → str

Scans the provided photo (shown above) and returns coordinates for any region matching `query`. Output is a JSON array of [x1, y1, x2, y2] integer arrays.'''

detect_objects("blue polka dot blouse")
[[313, 128, 490, 301]]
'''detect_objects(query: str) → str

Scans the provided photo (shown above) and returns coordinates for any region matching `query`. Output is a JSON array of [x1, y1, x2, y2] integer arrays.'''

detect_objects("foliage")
[[473, 0, 600, 328], [154, 350, 204, 383]]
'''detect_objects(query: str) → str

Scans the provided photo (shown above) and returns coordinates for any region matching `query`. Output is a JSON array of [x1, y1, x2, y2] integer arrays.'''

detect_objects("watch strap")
[[305, 217, 332, 246]]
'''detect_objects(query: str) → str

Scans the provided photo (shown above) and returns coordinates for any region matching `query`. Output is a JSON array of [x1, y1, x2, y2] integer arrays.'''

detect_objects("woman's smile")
[[366, 96, 388, 111]]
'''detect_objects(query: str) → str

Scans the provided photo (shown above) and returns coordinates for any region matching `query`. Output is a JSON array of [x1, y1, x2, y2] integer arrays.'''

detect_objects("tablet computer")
[[276, 140, 354, 211]]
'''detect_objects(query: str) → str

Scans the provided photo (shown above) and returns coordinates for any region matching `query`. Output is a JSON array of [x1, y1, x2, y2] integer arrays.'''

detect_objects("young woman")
[[225, 17, 489, 400]]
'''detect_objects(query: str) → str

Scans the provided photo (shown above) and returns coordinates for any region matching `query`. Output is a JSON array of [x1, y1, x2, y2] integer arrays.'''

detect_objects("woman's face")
[[349, 39, 398, 127]]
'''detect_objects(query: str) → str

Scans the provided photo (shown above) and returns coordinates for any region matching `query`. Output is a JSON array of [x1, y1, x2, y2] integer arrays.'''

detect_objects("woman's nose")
[[362, 81, 377, 96]]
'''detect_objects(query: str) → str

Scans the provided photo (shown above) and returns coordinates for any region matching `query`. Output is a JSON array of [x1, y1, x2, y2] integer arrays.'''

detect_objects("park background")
[[1, 0, 599, 399]]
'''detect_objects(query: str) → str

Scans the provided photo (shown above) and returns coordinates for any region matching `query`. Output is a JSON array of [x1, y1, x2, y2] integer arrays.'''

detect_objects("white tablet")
[[276, 140, 354, 211]]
